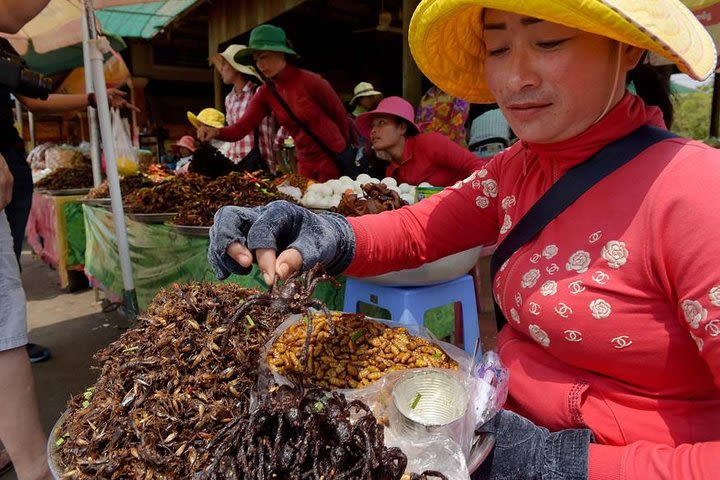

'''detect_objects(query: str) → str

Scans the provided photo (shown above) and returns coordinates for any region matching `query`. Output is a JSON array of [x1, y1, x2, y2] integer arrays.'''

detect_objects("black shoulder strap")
[[265, 80, 339, 158], [490, 125, 677, 329]]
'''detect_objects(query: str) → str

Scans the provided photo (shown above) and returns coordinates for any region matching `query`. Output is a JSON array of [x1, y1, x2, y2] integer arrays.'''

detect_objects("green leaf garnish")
[[410, 393, 422, 409], [350, 329, 365, 342], [245, 315, 255, 327]]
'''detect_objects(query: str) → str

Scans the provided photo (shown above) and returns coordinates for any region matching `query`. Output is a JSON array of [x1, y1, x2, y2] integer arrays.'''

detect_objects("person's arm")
[[0, 0, 49, 33], [17, 88, 138, 113], [345, 157, 502, 277], [430, 132, 488, 175], [0, 153, 13, 210], [214, 86, 270, 142]]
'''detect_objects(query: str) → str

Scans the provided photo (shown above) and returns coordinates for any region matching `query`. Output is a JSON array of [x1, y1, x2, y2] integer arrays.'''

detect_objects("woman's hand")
[[106, 88, 140, 112], [207, 200, 356, 286], [197, 125, 220, 142]]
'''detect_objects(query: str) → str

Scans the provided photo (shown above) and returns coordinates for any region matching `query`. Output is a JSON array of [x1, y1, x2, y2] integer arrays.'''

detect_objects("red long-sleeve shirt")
[[217, 65, 349, 182], [386, 132, 486, 186], [346, 94, 720, 479]]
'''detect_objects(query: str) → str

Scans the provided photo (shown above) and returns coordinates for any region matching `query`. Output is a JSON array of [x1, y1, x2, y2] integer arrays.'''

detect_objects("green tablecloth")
[[64, 202, 86, 266], [82, 205, 345, 311]]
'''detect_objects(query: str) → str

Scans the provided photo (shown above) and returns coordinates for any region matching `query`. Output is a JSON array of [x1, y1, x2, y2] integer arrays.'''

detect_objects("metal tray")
[[43, 188, 91, 196], [126, 212, 177, 224], [167, 223, 211, 237], [80, 198, 111, 207]]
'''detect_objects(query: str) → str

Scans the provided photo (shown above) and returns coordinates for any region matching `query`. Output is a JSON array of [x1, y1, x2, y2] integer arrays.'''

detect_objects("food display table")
[[82, 205, 345, 310], [26, 192, 87, 289]]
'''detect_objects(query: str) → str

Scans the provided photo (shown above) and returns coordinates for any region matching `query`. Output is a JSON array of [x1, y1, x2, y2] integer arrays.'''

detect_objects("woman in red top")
[[207, 1, 720, 478], [197, 24, 350, 182], [356, 96, 484, 186]]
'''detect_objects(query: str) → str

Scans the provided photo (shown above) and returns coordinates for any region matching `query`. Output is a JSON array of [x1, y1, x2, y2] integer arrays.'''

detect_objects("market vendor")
[[212, 44, 278, 172], [172, 135, 196, 174], [355, 96, 485, 186], [350, 81, 383, 118], [207, 0, 720, 478], [187, 107, 229, 158], [196, 24, 352, 182]]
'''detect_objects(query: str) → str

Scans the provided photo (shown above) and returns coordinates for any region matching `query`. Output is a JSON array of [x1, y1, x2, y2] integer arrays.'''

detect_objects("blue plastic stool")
[[343, 274, 480, 355]]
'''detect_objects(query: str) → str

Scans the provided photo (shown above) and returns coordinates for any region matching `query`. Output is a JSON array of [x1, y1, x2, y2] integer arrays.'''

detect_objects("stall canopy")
[[1, 0, 198, 54], [22, 33, 126, 74]]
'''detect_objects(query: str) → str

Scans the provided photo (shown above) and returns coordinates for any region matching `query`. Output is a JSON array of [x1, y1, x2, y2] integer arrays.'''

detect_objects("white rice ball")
[[381, 177, 398, 188], [356, 173, 372, 183]]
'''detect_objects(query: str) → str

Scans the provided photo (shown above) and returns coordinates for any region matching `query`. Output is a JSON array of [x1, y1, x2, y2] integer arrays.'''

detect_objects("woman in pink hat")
[[172, 135, 196, 174], [355, 96, 484, 186]]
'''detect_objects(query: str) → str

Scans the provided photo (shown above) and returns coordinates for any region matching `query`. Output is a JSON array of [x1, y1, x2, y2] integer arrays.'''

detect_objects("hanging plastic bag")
[[108, 108, 138, 176]]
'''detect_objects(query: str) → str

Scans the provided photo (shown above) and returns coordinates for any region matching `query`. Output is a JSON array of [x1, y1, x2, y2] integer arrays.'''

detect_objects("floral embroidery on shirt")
[[568, 280, 586, 294], [602, 240, 629, 269], [590, 299, 612, 319], [611, 336, 633, 349], [690, 332, 704, 352], [682, 300, 707, 329], [500, 259, 510, 271], [521, 269, 541, 288], [546, 263, 560, 275], [500, 214, 512, 234], [540, 280, 558, 296], [529, 253, 541, 264], [515, 292, 522, 306], [482, 179, 498, 198], [471, 179, 483, 190], [542, 245, 559, 259], [564, 330, 583, 342], [588, 231, 603, 244], [706, 320, 720, 337], [591, 271, 610, 285], [555, 303, 573, 318], [528, 302, 541, 316], [477, 168, 488, 178], [501, 196, 516, 210], [510, 308, 520, 323], [529, 324, 550, 347], [475, 196, 490, 209], [566, 250, 591, 273], [709, 286, 720, 307], [451, 180, 464, 189]]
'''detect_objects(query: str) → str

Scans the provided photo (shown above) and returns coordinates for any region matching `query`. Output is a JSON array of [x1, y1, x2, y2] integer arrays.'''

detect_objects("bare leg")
[[0, 347, 51, 480]]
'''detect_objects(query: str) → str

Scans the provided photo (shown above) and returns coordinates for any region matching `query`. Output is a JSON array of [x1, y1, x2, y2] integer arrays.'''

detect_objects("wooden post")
[[402, 0, 422, 106], [710, 73, 720, 139]]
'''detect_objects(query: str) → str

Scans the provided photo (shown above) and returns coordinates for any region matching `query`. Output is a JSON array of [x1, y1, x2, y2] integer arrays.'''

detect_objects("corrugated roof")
[[96, 0, 197, 38]]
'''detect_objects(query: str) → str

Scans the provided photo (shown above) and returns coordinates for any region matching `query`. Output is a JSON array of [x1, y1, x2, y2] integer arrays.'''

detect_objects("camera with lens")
[[0, 45, 52, 99]]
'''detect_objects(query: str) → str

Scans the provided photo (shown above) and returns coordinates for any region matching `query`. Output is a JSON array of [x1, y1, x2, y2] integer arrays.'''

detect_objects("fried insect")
[[224, 264, 339, 361], [336, 182, 408, 217], [199, 383, 409, 480]]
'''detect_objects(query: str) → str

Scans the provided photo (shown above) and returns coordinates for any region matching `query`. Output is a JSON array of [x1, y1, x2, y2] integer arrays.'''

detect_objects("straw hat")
[[350, 82, 383, 105], [233, 24, 299, 62], [187, 108, 226, 129], [212, 45, 263, 81], [355, 96, 420, 138], [409, 0, 717, 103]]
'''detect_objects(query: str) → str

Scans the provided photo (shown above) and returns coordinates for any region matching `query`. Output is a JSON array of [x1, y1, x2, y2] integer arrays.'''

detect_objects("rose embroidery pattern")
[[482, 179, 498, 198], [500, 214, 513, 234], [477, 168, 488, 178], [540, 280, 558, 296], [475, 196, 490, 209], [521, 269, 541, 288], [602, 240, 629, 269], [501, 196, 516, 210], [510, 308, 521, 324], [682, 299, 707, 329], [566, 250, 591, 274], [690, 332, 704, 352], [542, 245, 559, 259], [529, 324, 550, 347], [590, 299, 612, 319], [709, 286, 720, 307]]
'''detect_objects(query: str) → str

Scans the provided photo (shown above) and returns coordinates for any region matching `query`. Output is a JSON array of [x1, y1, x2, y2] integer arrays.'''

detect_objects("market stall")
[[26, 191, 88, 289], [82, 204, 345, 310]]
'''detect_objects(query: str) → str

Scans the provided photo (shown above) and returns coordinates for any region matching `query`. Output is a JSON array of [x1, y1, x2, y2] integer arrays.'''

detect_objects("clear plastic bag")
[[109, 108, 138, 176], [256, 314, 506, 478]]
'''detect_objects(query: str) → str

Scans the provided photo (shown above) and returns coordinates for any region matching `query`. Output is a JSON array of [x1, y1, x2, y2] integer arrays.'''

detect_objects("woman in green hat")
[[208, 2, 720, 478], [197, 24, 352, 182]]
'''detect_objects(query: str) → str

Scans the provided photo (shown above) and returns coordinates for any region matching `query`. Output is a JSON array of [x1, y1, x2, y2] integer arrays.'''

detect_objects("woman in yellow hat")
[[207, 2, 720, 478], [197, 24, 353, 182]]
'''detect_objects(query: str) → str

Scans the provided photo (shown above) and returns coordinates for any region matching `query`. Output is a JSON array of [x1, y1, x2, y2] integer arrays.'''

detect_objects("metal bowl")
[[47, 412, 67, 479], [391, 369, 469, 440]]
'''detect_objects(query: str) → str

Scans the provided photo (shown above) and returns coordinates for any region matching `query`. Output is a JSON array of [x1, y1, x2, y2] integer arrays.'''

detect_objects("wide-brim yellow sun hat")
[[409, 0, 717, 103], [187, 108, 226, 129]]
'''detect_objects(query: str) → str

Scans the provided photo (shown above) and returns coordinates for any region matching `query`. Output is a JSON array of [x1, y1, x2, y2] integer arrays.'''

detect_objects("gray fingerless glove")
[[472, 410, 593, 480], [208, 200, 355, 280]]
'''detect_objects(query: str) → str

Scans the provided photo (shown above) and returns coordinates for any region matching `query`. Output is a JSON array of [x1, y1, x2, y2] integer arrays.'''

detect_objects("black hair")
[[627, 56, 674, 128]]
